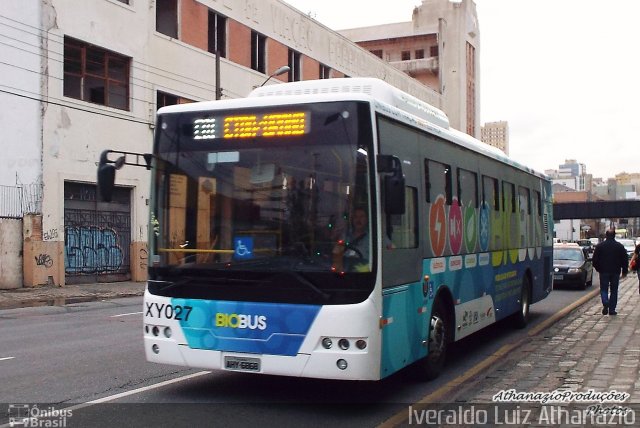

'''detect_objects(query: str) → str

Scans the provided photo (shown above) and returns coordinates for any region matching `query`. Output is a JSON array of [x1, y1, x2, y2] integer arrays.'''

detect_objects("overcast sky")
[[282, 0, 640, 179]]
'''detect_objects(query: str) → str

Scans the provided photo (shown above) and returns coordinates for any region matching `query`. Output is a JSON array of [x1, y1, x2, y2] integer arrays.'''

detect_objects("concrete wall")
[[0, 1, 42, 187], [23, 214, 64, 287], [0, 218, 23, 289]]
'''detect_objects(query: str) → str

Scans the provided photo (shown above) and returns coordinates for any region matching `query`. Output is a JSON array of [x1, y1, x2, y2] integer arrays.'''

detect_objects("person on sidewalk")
[[631, 241, 640, 294], [591, 228, 628, 315]]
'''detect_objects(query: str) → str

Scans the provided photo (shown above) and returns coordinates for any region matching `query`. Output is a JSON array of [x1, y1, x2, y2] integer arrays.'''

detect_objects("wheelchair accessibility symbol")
[[233, 237, 254, 260]]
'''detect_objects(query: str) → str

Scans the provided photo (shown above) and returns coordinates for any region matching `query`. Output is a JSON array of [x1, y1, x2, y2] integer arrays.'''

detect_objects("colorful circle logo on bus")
[[479, 202, 490, 252], [464, 202, 477, 253], [449, 199, 463, 254], [429, 195, 447, 256]]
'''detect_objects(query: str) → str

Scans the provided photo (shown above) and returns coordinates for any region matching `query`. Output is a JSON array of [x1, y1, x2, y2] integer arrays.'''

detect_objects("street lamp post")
[[259, 65, 290, 87]]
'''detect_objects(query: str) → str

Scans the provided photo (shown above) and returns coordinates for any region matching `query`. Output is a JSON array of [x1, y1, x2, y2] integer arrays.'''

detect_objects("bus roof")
[[250, 77, 450, 130], [158, 77, 549, 181], [251, 78, 549, 181]]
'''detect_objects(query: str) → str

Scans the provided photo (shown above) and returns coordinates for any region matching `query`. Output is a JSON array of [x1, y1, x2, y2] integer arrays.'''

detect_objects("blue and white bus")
[[99, 77, 553, 381]]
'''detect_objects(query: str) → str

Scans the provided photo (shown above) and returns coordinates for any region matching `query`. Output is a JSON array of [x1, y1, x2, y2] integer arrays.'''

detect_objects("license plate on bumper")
[[224, 356, 261, 372]]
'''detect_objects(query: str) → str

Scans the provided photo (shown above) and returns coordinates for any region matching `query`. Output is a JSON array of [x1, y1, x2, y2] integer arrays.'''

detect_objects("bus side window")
[[482, 175, 499, 211], [502, 181, 515, 213], [458, 168, 478, 208], [426, 159, 451, 205], [387, 186, 417, 249]]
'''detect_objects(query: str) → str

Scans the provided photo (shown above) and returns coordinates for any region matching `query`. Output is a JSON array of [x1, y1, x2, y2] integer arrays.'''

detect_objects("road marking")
[[377, 287, 600, 428], [85, 371, 211, 403], [0, 371, 212, 428], [110, 311, 143, 318], [0, 357, 15, 361]]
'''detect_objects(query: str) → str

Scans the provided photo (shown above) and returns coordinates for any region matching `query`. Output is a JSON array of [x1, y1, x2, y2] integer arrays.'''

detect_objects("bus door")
[[376, 117, 424, 376]]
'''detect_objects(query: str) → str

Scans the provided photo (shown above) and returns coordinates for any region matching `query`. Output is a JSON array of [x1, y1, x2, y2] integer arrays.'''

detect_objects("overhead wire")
[[0, 13, 261, 101]]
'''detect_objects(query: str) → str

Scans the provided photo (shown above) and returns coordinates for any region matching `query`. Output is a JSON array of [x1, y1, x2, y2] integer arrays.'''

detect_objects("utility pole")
[[215, 51, 221, 100]]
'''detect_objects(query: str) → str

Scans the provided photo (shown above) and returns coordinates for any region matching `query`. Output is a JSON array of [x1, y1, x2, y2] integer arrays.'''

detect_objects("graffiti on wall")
[[139, 246, 148, 271], [65, 226, 124, 274], [43, 229, 59, 240], [35, 254, 53, 268]]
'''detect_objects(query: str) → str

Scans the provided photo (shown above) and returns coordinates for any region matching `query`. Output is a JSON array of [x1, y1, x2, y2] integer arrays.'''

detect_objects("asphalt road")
[[0, 278, 599, 427]]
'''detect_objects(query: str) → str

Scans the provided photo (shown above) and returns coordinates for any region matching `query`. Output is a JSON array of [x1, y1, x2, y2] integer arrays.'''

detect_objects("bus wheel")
[[512, 275, 531, 329], [421, 298, 448, 380]]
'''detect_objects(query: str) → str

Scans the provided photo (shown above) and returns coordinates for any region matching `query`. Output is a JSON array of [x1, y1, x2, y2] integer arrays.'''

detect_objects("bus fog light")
[[338, 339, 350, 350], [336, 359, 348, 370], [152, 326, 160, 337], [356, 339, 367, 350], [163, 327, 172, 338], [152, 344, 159, 354], [322, 338, 333, 349]]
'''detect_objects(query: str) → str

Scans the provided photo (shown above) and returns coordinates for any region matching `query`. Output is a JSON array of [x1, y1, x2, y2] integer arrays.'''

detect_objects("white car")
[[618, 239, 636, 259]]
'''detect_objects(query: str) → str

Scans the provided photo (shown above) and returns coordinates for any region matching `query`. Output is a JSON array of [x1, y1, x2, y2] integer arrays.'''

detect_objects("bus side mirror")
[[378, 155, 405, 215], [97, 163, 116, 202], [97, 150, 152, 202], [97, 150, 124, 202]]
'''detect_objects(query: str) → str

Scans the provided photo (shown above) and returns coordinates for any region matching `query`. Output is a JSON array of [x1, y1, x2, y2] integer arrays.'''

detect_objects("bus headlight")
[[355, 339, 367, 350], [322, 338, 333, 349], [338, 339, 350, 350], [336, 359, 348, 370]]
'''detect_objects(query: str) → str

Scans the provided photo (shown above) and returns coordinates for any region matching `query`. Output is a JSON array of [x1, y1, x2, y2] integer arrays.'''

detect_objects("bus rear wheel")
[[512, 274, 531, 329], [420, 298, 449, 380]]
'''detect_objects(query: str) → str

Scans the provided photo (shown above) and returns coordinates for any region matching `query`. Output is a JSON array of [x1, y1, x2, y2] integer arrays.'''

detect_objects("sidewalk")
[[0, 281, 146, 310], [381, 276, 640, 427], [409, 275, 640, 427]]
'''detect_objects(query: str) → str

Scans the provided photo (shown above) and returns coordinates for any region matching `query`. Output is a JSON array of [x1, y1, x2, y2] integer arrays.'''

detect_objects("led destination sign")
[[193, 112, 308, 140]]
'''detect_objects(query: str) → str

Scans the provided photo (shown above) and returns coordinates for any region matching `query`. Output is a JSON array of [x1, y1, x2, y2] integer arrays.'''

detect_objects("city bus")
[[98, 77, 554, 381]]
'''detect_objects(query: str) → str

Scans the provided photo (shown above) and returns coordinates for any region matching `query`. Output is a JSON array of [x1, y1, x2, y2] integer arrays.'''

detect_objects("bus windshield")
[[148, 101, 376, 304]]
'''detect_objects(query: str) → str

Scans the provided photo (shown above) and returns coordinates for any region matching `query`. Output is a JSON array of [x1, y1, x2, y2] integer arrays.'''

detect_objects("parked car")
[[553, 244, 593, 290], [618, 239, 636, 259]]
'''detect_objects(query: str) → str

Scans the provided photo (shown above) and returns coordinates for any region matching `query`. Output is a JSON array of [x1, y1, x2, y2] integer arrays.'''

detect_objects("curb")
[[0, 285, 146, 310], [377, 283, 606, 428]]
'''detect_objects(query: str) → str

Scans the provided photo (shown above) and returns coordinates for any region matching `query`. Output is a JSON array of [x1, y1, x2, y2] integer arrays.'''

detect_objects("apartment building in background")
[[480, 120, 509, 155]]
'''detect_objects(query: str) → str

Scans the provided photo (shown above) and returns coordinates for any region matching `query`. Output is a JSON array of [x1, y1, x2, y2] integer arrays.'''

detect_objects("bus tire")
[[420, 297, 449, 380], [512, 274, 531, 329]]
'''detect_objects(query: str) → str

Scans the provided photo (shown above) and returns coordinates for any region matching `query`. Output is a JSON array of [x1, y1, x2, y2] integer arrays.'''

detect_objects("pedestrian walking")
[[591, 227, 628, 315], [630, 241, 640, 294]]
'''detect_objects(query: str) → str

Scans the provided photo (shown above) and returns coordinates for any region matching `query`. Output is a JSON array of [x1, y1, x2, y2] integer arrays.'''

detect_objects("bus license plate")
[[553, 274, 563, 280], [224, 356, 261, 372]]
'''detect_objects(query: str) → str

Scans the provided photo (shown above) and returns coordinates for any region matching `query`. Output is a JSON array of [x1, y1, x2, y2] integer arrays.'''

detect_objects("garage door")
[[64, 182, 131, 284]]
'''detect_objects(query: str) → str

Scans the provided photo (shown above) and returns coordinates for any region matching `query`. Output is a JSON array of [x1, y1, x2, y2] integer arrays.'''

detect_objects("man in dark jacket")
[[591, 228, 628, 315]]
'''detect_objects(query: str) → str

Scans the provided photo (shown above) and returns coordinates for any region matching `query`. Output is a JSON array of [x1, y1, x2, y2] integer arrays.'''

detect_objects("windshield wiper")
[[150, 276, 264, 292], [286, 271, 331, 301]]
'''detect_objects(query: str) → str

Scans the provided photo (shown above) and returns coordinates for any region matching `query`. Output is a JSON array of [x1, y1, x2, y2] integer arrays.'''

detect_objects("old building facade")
[[340, 0, 480, 138], [0, 0, 478, 288]]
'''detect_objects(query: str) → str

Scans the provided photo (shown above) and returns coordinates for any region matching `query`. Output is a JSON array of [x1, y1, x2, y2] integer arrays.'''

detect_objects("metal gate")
[[64, 182, 131, 283]]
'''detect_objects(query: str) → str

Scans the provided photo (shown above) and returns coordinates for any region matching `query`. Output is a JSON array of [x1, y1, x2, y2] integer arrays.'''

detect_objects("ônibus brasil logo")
[[215, 313, 267, 330]]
